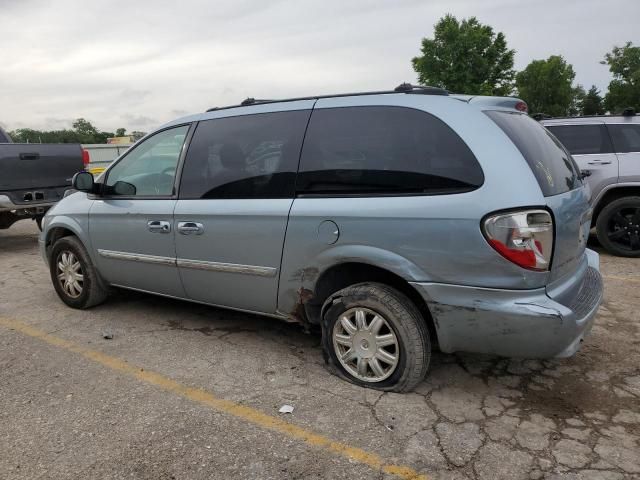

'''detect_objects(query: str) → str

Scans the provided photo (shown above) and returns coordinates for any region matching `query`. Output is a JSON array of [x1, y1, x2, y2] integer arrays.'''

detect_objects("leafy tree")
[[602, 42, 640, 113], [412, 14, 515, 95], [9, 118, 114, 144], [72, 118, 99, 137], [569, 84, 586, 116], [581, 85, 605, 115], [516, 55, 578, 116], [115, 128, 127, 137]]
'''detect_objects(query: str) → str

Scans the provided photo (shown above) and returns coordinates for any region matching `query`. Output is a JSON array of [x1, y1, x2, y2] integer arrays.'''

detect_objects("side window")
[[608, 124, 640, 153], [105, 125, 189, 196], [296, 106, 483, 195], [179, 110, 310, 199], [546, 124, 613, 155]]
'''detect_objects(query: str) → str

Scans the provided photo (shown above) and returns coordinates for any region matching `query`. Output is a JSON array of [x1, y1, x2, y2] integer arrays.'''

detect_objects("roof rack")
[[206, 83, 448, 112], [622, 107, 636, 117]]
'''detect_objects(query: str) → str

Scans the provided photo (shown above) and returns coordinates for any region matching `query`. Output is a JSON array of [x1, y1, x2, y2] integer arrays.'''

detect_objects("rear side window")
[[179, 110, 310, 199], [545, 124, 613, 155], [296, 106, 483, 195], [608, 124, 640, 153], [486, 111, 581, 197]]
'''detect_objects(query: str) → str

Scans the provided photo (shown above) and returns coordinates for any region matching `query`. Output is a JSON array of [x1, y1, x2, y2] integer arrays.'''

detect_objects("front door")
[[174, 104, 313, 313], [89, 124, 191, 297], [545, 123, 619, 201]]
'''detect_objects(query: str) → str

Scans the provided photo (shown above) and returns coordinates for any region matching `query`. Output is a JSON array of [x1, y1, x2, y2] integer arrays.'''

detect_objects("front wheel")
[[596, 196, 640, 257], [49, 236, 109, 308], [321, 283, 431, 392]]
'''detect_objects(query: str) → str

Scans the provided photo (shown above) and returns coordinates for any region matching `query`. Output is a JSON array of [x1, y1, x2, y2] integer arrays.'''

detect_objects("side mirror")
[[112, 181, 136, 196], [72, 171, 95, 192]]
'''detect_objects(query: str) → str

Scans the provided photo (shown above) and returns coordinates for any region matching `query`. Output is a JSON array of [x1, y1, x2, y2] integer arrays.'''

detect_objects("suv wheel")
[[596, 196, 640, 257], [50, 236, 109, 308], [321, 283, 430, 392]]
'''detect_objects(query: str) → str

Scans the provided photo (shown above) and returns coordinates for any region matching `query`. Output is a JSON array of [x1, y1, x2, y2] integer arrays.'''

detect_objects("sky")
[[1, 0, 638, 133]]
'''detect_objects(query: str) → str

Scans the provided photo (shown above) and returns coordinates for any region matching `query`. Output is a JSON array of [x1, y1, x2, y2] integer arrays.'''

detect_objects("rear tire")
[[321, 283, 431, 392], [49, 236, 109, 308], [596, 196, 640, 257]]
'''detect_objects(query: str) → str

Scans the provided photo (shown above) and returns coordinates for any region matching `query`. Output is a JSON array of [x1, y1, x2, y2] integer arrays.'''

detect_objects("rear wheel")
[[321, 283, 430, 392], [50, 236, 109, 308], [596, 196, 640, 257]]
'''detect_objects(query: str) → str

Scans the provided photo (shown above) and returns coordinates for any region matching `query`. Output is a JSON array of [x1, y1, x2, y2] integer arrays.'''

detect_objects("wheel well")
[[45, 227, 76, 259], [305, 262, 437, 344], [593, 186, 640, 225]]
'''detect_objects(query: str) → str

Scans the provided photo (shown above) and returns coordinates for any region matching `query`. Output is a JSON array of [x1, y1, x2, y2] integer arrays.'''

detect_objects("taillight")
[[515, 101, 528, 113], [82, 149, 90, 167], [482, 209, 553, 271]]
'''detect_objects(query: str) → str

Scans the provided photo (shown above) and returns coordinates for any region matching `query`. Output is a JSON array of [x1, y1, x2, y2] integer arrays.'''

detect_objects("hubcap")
[[332, 307, 399, 382], [607, 207, 640, 252], [56, 251, 84, 298]]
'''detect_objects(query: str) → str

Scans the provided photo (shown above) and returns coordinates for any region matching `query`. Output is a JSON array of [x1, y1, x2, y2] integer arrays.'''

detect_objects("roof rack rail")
[[394, 83, 448, 95], [622, 107, 636, 117], [205, 83, 448, 112]]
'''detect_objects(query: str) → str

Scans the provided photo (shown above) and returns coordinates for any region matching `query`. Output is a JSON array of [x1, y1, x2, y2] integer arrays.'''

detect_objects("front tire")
[[321, 283, 431, 392], [49, 236, 109, 308], [596, 196, 640, 257]]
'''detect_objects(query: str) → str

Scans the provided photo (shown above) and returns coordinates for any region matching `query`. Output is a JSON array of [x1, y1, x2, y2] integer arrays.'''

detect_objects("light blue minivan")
[[41, 84, 603, 392]]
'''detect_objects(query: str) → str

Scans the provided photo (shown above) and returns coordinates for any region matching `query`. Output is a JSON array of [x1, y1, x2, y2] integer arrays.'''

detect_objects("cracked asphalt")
[[1, 221, 639, 480]]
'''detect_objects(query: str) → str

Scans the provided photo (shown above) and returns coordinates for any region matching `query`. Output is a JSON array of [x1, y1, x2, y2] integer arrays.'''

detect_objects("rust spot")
[[287, 287, 315, 331]]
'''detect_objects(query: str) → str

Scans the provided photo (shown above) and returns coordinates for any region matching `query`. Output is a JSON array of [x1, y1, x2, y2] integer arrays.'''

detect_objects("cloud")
[[0, 0, 638, 132]]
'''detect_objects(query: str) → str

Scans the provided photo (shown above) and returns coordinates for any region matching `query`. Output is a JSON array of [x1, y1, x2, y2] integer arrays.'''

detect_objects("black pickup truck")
[[0, 126, 86, 230]]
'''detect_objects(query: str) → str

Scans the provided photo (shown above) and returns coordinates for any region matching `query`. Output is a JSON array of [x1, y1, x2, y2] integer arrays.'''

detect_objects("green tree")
[[9, 118, 114, 144], [412, 14, 515, 95], [516, 55, 578, 116], [569, 84, 586, 116], [115, 127, 127, 137], [581, 85, 605, 115], [602, 42, 640, 113]]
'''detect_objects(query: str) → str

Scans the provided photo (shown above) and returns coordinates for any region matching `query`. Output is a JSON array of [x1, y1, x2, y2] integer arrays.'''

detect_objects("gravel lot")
[[1, 220, 639, 480]]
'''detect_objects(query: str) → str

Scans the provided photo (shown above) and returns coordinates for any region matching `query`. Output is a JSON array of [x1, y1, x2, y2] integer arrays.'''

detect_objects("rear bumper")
[[0, 194, 57, 213], [410, 249, 603, 358]]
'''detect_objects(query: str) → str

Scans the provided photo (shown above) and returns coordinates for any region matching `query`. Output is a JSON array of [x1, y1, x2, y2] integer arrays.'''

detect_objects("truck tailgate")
[[0, 144, 83, 191]]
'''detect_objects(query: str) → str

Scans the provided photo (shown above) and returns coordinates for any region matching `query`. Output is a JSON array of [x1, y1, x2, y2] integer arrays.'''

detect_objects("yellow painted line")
[[603, 275, 640, 284], [0, 317, 428, 480]]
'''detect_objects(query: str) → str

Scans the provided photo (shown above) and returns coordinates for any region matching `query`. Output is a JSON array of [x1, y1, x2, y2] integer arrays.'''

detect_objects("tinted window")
[[609, 124, 640, 153], [105, 125, 188, 196], [486, 111, 581, 197], [179, 110, 310, 199], [546, 124, 613, 155], [296, 106, 483, 195]]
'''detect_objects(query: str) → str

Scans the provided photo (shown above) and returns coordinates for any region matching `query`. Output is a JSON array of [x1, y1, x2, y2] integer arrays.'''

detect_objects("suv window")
[[105, 125, 189, 196], [608, 124, 640, 153], [296, 106, 483, 195], [545, 124, 613, 155], [179, 110, 310, 199], [486, 111, 581, 197]]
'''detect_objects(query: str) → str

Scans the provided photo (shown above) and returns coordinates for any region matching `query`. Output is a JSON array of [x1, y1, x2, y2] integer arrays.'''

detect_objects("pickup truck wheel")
[[50, 236, 108, 308], [321, 283, 430, 392], [596, 196, 640, 257]]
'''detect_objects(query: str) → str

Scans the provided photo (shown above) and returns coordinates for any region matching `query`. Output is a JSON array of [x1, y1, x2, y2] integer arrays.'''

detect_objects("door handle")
[[177, 221, 204, 235], [587, 159, 612, 165], [147, 220, 171, 233]]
